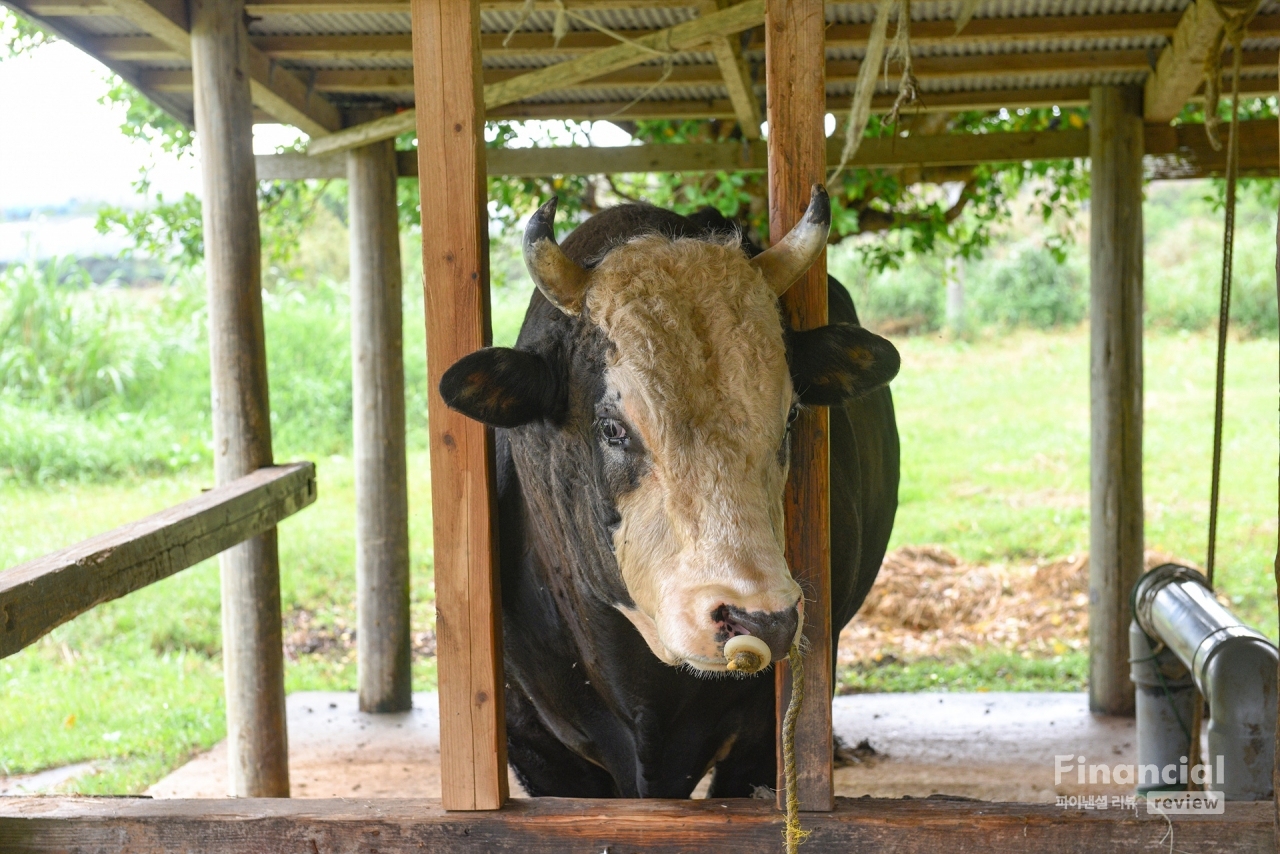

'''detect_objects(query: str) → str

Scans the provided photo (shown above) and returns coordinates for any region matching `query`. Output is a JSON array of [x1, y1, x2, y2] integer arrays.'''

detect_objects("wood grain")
[[348, 131, 411, 714], [1144, 0, 1227, 122], [411, 0, 508, 812], [0, 463, 315, 660], [1088, 85, 1145, 717], [0, 797, 1272, 853], [190, 0, 291, 796], [766, 0, 832, 814]]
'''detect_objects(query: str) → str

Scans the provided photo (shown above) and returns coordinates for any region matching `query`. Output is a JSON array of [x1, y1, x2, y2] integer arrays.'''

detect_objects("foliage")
[[0, 9, 55, 59], [968, 246, 1085, 330], [94, 80, 342, 276]]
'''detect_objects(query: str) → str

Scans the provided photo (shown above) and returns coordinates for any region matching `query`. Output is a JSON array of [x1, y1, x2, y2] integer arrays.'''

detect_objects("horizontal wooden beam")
[[255, 119, 1279, 180], [0, 462, 316, 660], [26, 0, 694, 12], [306, 0, 764, 156], [0, 796, 1271, 852]]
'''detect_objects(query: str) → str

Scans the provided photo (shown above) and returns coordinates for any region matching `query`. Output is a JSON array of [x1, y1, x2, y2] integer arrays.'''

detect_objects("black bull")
[[439, 202, 899, 798]]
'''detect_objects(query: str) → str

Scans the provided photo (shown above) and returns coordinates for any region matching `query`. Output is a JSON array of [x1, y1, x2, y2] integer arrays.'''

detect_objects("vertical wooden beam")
[[349, 131, 412, 714], [766, 0, 833, 812], [1089, 84, 1145, 717], [411, 0, 508, 811], [190, 0, 290, 797]]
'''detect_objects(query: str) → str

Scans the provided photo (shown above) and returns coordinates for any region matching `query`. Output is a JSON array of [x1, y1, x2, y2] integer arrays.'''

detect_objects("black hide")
[[464, 204, 900, 798]]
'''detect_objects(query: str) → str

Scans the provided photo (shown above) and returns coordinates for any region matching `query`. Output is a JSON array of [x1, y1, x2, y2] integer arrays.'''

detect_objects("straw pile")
[[837, 546, 1195, 665]]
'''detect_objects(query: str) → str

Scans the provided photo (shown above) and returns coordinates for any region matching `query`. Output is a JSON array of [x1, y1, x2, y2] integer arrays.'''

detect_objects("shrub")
[[969, 247, 1085, 330]]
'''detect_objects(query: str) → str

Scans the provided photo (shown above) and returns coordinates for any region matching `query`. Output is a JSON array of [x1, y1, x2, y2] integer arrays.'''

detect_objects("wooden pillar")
[[349, 134, 411, 714], [766, 0, 833, 811], [411, 0, 507, 811], [190, 0, 290, 797], [1089, 84, 1145, 717]]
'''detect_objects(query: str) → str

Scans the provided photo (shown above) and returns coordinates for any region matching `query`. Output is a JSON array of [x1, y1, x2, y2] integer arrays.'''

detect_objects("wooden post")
[[1089, 84, 1144, 717], [190, 0, 290, 797], [348, 130, 411, 714], [766, 0, 833, 812], [411, 0, 507, 811]]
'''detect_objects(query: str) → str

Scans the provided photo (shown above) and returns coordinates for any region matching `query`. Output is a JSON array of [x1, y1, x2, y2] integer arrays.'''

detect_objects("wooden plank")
[[0, 464, 315, 660], [190, 0, 291, 798], [257, 120, 1280, 181], [766, 0, 832, 814], [699, 0, 761, 138], [1088, 85, 1144, 717], [87, 0, 339, 136], [0, 797, 1272, 853], [308, 0, 762, 156], [1144, 0, 1226, 122], [348, 128, 412, 714], [412, 0, 507, 812]]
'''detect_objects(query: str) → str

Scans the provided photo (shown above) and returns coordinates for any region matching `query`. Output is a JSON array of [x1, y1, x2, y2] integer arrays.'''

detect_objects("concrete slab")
[[148, 691, 1133, 803], [831, 692, 1136, 802]]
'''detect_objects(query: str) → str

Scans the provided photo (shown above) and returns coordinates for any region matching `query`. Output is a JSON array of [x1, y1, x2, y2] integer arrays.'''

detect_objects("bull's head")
[[440, 185, 899, 673]]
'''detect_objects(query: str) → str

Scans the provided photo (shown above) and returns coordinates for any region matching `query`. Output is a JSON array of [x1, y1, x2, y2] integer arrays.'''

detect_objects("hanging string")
[[502, 0, 676, 120], [1205, 17, 1249, 587], [829, 0, 896, 183]]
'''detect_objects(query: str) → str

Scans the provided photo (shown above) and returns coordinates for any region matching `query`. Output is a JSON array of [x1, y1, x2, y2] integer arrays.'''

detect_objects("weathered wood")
[[90, 0, 338, 135], [1144, 0, 1227, 122], [26, 0, 699, 12], [1089, 85, 1145, 718], [348, 131, 411, 714], [308, 0, 764, 156], [699, 0, 761, 139], [0, 464, 315, 660], [1146, 119, 1280, 179], [190, 0, 291, 797], [0, 797, 1272, 853], [766, 0, 832, 813], [412, 0, 507, 812]]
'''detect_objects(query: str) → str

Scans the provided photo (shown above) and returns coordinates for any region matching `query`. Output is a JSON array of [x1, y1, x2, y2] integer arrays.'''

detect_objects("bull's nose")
[[714, 604, 800, 664]]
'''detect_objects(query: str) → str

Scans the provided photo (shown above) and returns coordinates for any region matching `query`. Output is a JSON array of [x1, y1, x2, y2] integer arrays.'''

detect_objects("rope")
[[1205, 28, 1246, 587], [502, 0, 676, 121], [781, 642, 810, 853]]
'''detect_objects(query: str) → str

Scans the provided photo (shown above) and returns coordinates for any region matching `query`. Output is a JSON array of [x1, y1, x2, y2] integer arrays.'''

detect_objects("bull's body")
[[491, 205, 900, 798]]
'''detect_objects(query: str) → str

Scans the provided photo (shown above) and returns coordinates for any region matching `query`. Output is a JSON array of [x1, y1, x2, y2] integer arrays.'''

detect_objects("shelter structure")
[[1, 0, 1278, 849]]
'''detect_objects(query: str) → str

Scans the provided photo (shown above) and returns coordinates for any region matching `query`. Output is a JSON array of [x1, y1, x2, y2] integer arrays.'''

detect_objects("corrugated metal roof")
[[27, 0, 1279, 129]]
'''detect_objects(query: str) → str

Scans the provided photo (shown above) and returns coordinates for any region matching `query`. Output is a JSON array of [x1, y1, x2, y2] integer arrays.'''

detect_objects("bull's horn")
[[523, 197, 590, 316], [751, 184, 832, 296]]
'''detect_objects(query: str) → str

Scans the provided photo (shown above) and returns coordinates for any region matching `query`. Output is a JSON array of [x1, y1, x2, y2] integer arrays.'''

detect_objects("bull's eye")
[[598, 418, 629, 448], [787, 404, 801, 428]]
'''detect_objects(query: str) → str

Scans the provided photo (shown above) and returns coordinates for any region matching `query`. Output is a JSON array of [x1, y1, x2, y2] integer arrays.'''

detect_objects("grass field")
[[2, 323, 1276, 792]]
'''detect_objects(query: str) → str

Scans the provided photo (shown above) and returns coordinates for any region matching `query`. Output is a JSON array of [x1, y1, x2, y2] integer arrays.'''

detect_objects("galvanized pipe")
[[1132, 564, 1277, 800]]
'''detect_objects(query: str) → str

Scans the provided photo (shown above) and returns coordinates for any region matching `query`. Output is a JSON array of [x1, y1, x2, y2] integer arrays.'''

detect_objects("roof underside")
[[8, 0, 1280, 132]]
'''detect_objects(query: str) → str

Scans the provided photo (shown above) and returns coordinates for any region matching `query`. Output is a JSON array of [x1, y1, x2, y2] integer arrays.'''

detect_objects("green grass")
[[838, 649, 1089, 694], [0, 452, 438, 792], [886, 327, 1279, 637]]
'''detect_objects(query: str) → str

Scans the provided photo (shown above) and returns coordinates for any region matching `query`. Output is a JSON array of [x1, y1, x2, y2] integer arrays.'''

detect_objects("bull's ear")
[[789, 324, 900, 406], [439, 347, 565, 428]]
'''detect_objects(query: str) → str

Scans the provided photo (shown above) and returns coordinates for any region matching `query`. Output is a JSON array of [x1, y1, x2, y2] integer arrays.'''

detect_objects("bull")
[[439, 185, 900, 798]]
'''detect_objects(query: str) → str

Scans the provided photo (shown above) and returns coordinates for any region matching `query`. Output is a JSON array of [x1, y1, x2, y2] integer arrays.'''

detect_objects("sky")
[[0, 41, 304, 212]]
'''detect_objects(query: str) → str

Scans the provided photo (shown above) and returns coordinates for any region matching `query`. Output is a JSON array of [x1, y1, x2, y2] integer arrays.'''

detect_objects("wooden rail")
[[0, 462, 317, 660], [0, 797, 1271, 852]]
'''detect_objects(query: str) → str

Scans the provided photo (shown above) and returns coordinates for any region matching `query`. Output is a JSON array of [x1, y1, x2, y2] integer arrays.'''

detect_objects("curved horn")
[[523, 197, 591, 316], [751, 184, 832, 296]]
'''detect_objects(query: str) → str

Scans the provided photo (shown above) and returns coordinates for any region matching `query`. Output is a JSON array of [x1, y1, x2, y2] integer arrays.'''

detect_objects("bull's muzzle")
[[715, 603, 801, 668]]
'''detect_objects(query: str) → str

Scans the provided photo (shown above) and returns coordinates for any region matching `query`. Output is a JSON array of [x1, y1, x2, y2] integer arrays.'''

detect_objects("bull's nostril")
[[712, 603, 801, 663]]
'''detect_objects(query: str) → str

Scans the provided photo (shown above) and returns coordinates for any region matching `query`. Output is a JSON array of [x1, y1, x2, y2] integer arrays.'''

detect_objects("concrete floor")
[[147, 691, 1136, 802]]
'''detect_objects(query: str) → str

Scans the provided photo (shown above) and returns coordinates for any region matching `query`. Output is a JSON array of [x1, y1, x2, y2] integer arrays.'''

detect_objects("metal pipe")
[[1129, 620, 1196, 795], [1133, 564, 1277, 800]]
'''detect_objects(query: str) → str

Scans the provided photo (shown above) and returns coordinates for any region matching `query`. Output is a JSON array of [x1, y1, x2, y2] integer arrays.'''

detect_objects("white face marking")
[[586, 235, 803, 671]]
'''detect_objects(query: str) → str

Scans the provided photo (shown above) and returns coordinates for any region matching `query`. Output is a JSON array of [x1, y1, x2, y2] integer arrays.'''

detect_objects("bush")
[[969, 247, 1085, 330]]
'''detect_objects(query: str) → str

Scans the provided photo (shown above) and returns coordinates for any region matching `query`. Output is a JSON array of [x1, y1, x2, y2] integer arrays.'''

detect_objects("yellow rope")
[[781, 642, 810, 853]]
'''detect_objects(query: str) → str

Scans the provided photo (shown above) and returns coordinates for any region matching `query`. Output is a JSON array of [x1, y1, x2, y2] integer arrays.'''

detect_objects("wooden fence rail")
[[0, 462, 317, 659], [0, 796, 1271, 853]]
